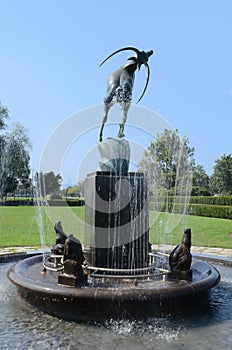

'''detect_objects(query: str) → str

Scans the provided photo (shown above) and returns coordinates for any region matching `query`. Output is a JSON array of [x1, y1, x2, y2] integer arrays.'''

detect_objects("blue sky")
[[0, 0, 232, 185]]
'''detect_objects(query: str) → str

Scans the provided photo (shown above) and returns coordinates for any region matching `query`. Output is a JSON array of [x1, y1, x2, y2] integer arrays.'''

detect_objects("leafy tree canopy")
[[138, 129, 194, 195], [191, 165, 210, 196], [0, 101, 9, 130], [36, 171, 62, 197], [210, 154, 232, 195], [0, 122, 31, 198], [65, 184, 80, 197]]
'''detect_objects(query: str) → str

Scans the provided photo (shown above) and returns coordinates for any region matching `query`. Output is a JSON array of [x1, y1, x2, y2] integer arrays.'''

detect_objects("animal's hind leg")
[[99, 85, 117, 142], [118, 101, 130, 138], [99, 101, 112, 142]]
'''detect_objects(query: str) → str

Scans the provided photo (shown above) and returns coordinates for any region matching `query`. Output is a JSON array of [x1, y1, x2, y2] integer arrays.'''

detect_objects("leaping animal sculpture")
[[99, 47, 153, 142]]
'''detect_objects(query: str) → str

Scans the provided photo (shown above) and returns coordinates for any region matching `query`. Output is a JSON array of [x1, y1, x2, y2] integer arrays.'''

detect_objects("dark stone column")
[[84, 171, 149, 269]]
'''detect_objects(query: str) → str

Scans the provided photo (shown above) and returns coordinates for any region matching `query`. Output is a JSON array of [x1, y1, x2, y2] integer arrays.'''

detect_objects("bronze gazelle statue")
[[99, 47, 153, 142]]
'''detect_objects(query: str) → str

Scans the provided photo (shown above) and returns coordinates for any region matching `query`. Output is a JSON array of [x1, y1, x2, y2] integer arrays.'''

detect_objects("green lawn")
[[149, 211, 232, 248], [0, 206, 232, 249], [0, 206, 85, 248]]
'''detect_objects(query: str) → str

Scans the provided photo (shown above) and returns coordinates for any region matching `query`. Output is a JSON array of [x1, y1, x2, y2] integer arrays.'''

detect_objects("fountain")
[[7, 47, 220, 322]]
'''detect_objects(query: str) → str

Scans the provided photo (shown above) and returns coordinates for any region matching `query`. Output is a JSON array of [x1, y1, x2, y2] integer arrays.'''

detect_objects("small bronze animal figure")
[[169, 228, 192, 271], [51, 220, 67, 255]]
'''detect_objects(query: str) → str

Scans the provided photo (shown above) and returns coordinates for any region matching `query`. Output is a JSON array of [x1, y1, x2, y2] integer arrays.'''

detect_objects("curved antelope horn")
[[136, 62, 150, 103], [99, 46, 140, 67], [100, 47, 153, 103]]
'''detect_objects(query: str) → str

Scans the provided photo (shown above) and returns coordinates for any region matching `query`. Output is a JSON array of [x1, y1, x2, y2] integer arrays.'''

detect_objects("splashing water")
[[2, 259, 232, 350]]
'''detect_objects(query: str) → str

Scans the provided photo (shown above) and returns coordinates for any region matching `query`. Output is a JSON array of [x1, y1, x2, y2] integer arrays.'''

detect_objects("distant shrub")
[[2, 199, 34, 206], [47, 199, 85, 206], [49, 194, 63, 200]]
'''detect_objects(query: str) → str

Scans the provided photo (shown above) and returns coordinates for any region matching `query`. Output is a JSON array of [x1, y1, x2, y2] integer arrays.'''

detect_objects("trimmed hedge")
[[187, 204, 232, 219], [1, 199, 34, 206], [189, 196, 232, 206], [1, 198, 85, 207], [149, 195, 232, 219], [2, 195, 232, 219], [150, 202, 232, 219], [47, 199, 85, 206], [150, 195, 232, 206]]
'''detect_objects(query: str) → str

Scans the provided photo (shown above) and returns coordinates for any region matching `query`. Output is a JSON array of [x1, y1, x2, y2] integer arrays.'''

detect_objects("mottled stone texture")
[[98, 137, 130, 175], [84, 172, 149, 269]]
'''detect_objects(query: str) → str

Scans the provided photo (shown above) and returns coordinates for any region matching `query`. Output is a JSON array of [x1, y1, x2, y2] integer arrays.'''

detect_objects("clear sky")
[[0, 0, 231, 185]]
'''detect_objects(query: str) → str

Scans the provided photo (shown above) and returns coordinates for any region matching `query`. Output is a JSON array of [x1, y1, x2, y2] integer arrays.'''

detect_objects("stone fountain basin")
[[7, 254, 220, 321]]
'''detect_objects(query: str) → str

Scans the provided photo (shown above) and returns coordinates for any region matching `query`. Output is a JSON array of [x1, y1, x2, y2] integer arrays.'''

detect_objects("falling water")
[[0, 139, 7, 201], [147, 135, 192, 256], [33, 173, 50, 262]]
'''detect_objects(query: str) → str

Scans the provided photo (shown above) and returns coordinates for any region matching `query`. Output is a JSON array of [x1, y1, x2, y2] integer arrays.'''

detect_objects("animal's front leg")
[[99, 124, 104, 143]]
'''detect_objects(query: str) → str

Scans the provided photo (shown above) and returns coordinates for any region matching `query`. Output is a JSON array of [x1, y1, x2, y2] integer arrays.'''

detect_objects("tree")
[[66, 184, 80, 197], [138, 129, 195, 195], [210, 154, 232, 195], [36, 171, 62, 197], [0, 101, 9, 130], [0, 123, 31, 198], [191, 165, 210, 196]]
